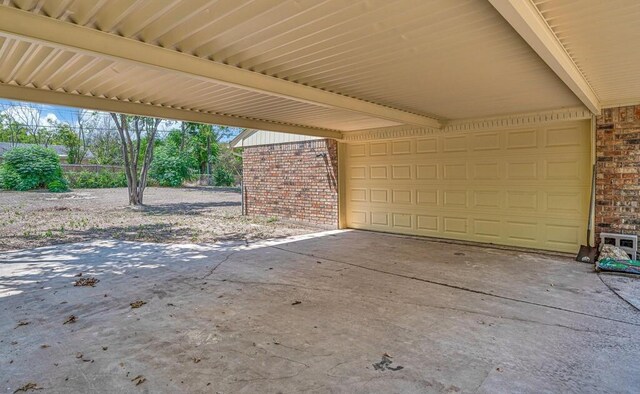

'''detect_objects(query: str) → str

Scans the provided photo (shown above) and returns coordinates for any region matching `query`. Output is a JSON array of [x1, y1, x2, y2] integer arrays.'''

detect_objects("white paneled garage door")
[[344, 120, 591, 253]]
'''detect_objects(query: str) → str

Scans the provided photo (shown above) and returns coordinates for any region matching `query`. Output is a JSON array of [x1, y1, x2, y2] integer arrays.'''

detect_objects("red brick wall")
[[595, 105, 640, 241], [242, 139, 338, 227]]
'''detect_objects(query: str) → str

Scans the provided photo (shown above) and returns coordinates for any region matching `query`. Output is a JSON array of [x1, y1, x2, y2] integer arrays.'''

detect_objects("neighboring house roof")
[[0, 142, 95, 159], [230, 129, 322, 148]]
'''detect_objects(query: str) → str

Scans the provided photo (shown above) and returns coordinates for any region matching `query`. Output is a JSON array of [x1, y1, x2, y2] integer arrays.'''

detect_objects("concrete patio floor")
[[1, 230, 639, 393]]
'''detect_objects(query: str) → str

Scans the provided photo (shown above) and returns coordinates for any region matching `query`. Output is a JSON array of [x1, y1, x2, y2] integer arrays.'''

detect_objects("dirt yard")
[[0, 187, 319, 251]]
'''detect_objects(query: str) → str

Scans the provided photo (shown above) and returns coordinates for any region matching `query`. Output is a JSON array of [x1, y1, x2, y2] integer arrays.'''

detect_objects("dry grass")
[[0, 187, 318, 251]]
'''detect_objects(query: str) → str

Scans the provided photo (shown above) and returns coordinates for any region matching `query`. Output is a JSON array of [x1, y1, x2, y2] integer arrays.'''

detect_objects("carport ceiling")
[[0, 0, 635, 137]]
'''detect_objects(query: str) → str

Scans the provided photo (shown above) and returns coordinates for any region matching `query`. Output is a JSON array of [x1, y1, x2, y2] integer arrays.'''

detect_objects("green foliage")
[[65, 171, 127, 189], [57, 124, 82, 164], [0, 116, 29, 143], [181, 123, 220, 173], [158, 126, 242, 187], [90, 129, 123, 165], [213, 165, 235, 186], [0, 145, 68, 191], [211, 146, 241, 186], [150, 144, 194, 187], [0, 167, 20, 189], [47, 179, 69, 193]]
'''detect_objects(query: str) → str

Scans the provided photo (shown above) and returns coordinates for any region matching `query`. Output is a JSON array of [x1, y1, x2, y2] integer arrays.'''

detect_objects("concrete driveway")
[[1, 230, 639, 393]]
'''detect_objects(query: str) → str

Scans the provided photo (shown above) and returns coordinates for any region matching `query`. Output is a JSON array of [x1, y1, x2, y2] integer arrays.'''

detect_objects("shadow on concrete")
[[0, 239, 224, 298]]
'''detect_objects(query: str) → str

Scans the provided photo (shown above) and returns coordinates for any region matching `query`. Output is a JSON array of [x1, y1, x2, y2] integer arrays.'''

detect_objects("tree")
[[213, 145, 242, 186], [183, 122, 218, 175], [70, 109, 99, 163], [0, 114, 28, 144], [89, 114, 123, 165], [150, 143, 193, 187], [57, 124, 82, 164], [0, 102, 57, 145], [110, 114, 161, 205]]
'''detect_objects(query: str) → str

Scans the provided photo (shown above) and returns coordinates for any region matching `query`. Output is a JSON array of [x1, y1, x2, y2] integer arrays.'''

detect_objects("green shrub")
[[0, 167, 20, 189], [47, 179, 69, 193], [150, 145, 193, 187], [65, 171, 127, 189], [213, 166, 235, 186], [0, 145, 68, 191]]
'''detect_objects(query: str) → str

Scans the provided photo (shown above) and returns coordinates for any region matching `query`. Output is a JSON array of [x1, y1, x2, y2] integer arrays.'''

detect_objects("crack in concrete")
[[271, 246, 640, 327], [200, 252, 237, 280], [211, 278, 333, 294], [211, 271, 619, 336], [597, 273, 640, 313]]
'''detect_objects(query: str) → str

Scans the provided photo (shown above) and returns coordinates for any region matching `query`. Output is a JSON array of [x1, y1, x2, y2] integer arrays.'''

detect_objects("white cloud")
[[1, 104, 59, 129], [157, 119, 180, 132], [43, 112, 59, 125]]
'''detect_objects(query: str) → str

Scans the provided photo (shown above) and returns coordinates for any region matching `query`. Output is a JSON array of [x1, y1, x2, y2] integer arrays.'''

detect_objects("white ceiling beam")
[[0, 6, 441, 129], [489, 0, 600, 114], [0, 83, 343, 139]]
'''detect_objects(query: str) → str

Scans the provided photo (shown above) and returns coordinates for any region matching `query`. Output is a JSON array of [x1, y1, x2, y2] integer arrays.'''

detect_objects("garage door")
[[344, 120, 591, 253]]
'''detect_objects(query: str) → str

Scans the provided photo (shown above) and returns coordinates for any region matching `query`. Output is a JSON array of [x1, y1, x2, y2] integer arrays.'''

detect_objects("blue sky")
[[0, 99, 75, 123]]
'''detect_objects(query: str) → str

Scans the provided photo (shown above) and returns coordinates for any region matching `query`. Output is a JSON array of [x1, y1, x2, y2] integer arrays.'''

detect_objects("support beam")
[[489, 0, 600, 114], [0, 6, 441, 129], [0, 84, 343, 140]]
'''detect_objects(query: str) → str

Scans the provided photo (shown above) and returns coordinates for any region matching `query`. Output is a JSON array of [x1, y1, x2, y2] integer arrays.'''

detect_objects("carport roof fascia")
[[229, 129, 257, 148]]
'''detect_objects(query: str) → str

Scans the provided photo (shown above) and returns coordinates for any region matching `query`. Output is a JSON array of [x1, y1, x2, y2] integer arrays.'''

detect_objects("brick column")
[[595, 105, 640, 242]]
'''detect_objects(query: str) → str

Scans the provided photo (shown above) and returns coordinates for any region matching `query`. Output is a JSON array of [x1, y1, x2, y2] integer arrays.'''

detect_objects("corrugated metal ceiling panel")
[[0, 36, 398, 131], [532, 0, 640, 107], [3, 0, 581, 124]]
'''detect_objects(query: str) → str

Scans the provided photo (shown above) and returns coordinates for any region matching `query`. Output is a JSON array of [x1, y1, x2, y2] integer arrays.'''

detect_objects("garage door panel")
[[506, 129, 538, 149], [473, 162, 500, 180], [417, 164, 439, 180], [391, 140, 413, 155], [370, 165, 388, 179], [443, 163, 468, 180], [416, 190, 438, 206], [545, 223, 581, 247], [472, 132, 502, 151], [443, 190, 468, 208], [391, 189, 413, 204], [545, 159, 581, 181], [370, 189, 389, 203], [443, 135, 467, 152], [417, 215, 439, 232], [505, 191, 539, 211], [391, 164, 411, 179], [545, 191, 584, 214], [416, 138, 438, 153], [506, 160, 538, 180], [370, 212, 389, 226], [369, 141, 388, 156], [473, 190, 502, 209], [392, 213, 413, 228], [348, 166, 366, 179], [544, 125, 584, 148], [350, 188, 367, 202], [345, 120, 590, 253], [349, 144, 366, 157]]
